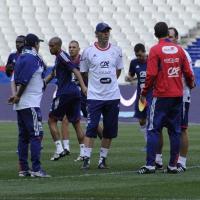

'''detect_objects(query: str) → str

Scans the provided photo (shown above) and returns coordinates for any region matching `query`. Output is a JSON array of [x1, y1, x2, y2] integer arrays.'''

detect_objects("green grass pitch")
[[0, 122, 200, 200]]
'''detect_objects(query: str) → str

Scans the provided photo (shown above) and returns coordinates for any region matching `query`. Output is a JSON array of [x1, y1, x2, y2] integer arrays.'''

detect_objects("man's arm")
[[116, 69, 121, 79], [182, 49, 195, 89], [5, 55, 14, 77], [8, 84, 27, 104], [81, 72, 88, 84], [141, 48, 158, 97], [73, 68, 87, 96], [44, 68, 55, 86]]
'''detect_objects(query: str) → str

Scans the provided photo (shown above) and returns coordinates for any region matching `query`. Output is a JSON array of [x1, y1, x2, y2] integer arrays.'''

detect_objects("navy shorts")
[[49, 95, 81, 123], [181, 102, 190, 129], [86, 99, 120, 139]]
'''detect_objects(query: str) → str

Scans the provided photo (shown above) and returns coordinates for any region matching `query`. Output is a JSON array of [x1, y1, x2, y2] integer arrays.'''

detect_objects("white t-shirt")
[[183, 49, 193, 103], [80, 42, 123, 100], [14, 66, 44, 110]]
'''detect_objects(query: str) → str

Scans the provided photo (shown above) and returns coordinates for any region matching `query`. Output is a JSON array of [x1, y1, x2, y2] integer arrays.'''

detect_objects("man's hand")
[[8, 95, 20, 104], [140, 95, 146, 104], [5, 64, 14, 77]]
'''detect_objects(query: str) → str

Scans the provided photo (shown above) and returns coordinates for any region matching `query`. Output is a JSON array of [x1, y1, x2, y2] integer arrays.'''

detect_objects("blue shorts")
[[86, 99, 120, 139], [181, 102, 190, 129], [49, 95, 81, 123]]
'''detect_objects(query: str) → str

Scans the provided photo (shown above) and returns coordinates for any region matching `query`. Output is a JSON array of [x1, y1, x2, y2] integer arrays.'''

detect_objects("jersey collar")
[[94, 42, 111, 51]]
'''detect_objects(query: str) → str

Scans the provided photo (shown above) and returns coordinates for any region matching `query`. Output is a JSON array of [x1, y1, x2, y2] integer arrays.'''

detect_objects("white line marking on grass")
[[1, 165, 200, 182]]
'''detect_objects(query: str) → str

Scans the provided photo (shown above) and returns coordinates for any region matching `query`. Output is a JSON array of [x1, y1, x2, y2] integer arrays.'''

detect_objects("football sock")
[[155, 154, 163, 165], [62, 140, 70, 151], [99, 147, 108, 158], [177, 156, 187, 168], [55, 140, 64, 154], [80, 144, 85, 157]]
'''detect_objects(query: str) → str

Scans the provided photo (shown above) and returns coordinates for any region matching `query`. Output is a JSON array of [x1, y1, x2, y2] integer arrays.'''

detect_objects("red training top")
[[142, 38, 194, 97]]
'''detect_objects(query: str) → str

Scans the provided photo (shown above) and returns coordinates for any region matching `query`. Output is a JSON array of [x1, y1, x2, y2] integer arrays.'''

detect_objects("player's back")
[[148, 39, 190, 97]]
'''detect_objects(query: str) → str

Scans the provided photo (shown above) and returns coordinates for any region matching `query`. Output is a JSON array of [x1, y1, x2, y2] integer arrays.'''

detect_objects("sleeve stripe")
[[60, 52, 70, 63]]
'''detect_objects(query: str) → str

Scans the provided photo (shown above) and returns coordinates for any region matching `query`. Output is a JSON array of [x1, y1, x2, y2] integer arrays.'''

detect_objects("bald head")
[[49, 37, 62, 55]]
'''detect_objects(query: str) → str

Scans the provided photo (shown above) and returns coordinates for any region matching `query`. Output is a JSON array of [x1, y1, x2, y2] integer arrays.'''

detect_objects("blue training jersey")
[[129, 58, 152, 102], [6, 51, 20, 67], [55, 50, 80, 97]]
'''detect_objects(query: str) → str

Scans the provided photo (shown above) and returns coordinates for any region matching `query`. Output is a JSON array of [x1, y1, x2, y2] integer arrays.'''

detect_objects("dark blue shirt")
[[129, 58, 152, 101], [6, 51, 20, 67], [55, 50, 80, 97]]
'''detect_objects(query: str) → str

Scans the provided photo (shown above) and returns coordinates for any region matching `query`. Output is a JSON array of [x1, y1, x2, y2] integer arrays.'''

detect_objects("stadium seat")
[[0, 0, 199, 84]]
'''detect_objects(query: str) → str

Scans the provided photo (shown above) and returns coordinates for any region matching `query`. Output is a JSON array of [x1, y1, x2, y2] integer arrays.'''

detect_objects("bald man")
[[46, 37, 87, 161]]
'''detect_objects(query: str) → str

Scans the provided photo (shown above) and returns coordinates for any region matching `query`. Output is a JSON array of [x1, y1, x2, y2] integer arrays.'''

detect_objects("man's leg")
[[48, 96, 67, 160], [98, 99, 120, 169], [48, 116, 65, 160], [73, 120, 85, 160], [138, 97, 166, 174], [97, 124, 103, 140], [17, 110, 30, 176], [166, 98, 182, 173], [81, 100, 102, 169], [155, 132, 164, 169], [177, 102, 190, 171], [61, 116, 70, 153]]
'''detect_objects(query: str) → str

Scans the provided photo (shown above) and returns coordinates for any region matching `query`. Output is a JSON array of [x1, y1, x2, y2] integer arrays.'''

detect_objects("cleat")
[[31, 169, 51, 178], [81, 157, 90, 170], [50, 151, 66, 161], [98, 157, 109, 169], [138, 166, 155, 174], [19, 170, 31, 177], [155, 162, 163, 170], [164, 166, 178, 174], [177, 163, 186, 173], [64, 149, 70, 155], [74, 155, 84, 162]]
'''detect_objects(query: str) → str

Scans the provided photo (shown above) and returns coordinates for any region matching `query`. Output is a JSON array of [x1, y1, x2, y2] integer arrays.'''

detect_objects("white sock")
[[100, 147, 109, 158], [177, 156, 187, 168], [83, 146, 92, 158], [62, 140, 70, 151], [55, 140, 64, 154], [168, 165, 177, 170], [140, 125, 147, 142], [80, 144, 85, 157], [155, 154, 163, 165]]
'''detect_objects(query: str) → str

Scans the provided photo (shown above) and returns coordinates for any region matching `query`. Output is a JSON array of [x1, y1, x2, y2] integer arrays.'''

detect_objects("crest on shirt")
[[162, 46, 178, 54]]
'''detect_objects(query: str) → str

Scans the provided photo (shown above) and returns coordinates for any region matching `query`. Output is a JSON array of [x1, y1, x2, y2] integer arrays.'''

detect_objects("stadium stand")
[[0, 0, 200, 82]]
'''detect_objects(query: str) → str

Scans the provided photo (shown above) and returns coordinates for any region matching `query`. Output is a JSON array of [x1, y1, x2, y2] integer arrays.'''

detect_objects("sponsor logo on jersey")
[[100, 77, 111, 84], [100, 61, 109, 68], [164, 58, 179, 63], [139, 71, 146, 78], [168, 66, 180, 77], [162, 46, 178, 54]]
